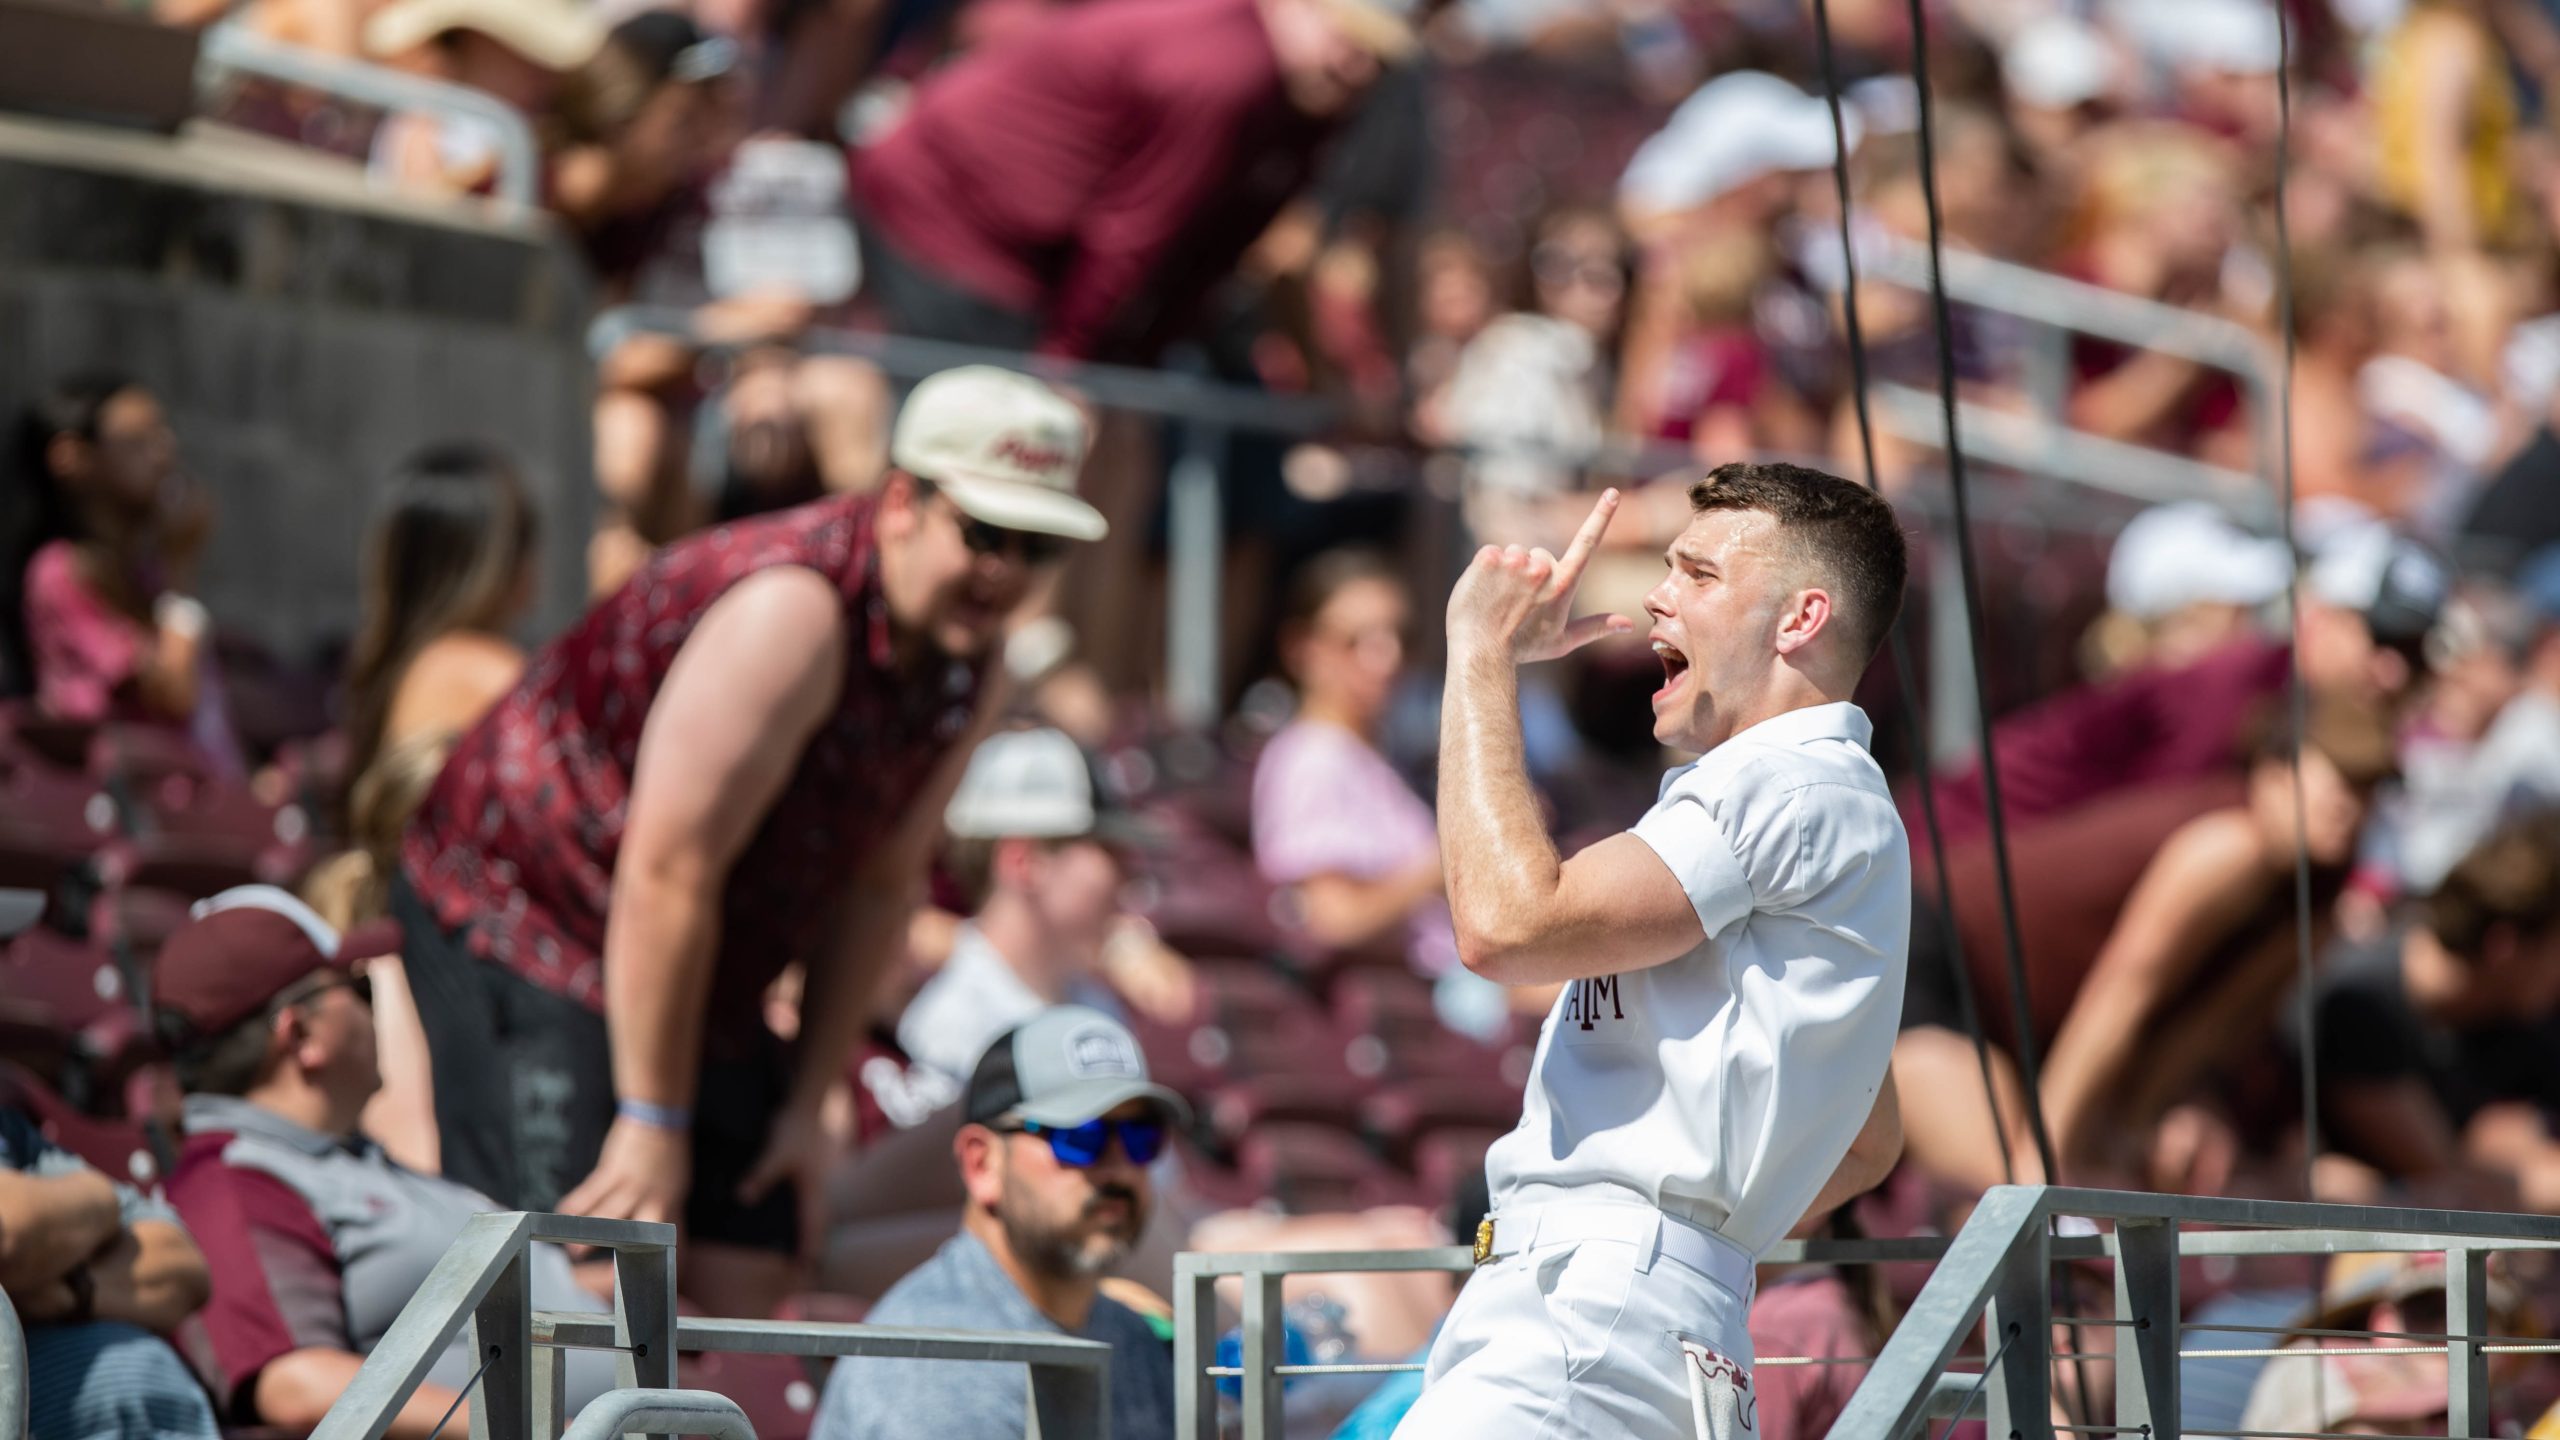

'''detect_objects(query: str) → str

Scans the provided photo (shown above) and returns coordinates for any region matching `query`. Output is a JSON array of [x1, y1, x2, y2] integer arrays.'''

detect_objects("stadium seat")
[[1359, 1080, 1523, 1167], [0, 730, 117, 894], [90, 727, 313, 885], [1203, 1072, 1371, 1147], [1409, 1128, 1500, 1210], [0, 1061, 165, 1189], [90, 884, 193, 986], [1230, 1123, 1417, 1214], [678, 1350, 818, 1440]]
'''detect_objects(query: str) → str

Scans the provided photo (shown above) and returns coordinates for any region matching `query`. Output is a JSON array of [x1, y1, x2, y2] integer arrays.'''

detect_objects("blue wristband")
[[617, 1099, 692, 1132]]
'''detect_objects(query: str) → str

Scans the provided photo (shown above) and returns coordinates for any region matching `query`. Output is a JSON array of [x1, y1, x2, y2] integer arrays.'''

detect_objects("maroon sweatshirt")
[[849, 0, 1336, 360]]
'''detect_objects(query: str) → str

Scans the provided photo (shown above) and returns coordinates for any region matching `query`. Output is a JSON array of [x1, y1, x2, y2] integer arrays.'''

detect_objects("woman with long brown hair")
[[341, 440, 538, 787]]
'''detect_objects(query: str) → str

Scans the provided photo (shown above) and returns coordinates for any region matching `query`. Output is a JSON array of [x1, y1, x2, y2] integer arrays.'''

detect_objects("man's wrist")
[[615, 1098, 692, 1133]]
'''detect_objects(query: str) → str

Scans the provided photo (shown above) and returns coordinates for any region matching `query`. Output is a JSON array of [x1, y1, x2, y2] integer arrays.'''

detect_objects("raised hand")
[[1445, 489, 1636, 665]]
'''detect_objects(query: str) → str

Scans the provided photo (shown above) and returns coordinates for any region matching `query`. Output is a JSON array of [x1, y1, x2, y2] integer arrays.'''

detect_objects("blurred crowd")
[[18, 0, 2560, 1434]]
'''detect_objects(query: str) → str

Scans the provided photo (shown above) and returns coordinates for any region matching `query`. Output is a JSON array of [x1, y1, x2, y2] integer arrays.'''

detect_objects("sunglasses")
[[996, 1116, 1167, 1168], [280, 972, 373, 1015], [921, 484, 1073, 567]]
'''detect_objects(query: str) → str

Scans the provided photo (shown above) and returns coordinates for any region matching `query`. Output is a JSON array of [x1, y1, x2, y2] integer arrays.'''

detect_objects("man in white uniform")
[[1397, 462, 1911, 1439]]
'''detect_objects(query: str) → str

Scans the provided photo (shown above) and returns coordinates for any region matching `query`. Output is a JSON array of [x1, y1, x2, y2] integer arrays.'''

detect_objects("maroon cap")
[[154, 886, 401, 1039]]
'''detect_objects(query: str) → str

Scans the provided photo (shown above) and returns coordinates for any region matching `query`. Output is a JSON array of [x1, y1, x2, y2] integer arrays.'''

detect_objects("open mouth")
[[1651, 635, 1690, 701]]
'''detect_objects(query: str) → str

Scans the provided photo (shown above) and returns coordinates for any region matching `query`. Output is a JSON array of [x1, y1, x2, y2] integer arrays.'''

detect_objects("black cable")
[[1895, 0, 2063, 1188], [426, 1344, 501, 1440], [2271, 0, 2319, 1206], [1808, 0, 2014, 1187]]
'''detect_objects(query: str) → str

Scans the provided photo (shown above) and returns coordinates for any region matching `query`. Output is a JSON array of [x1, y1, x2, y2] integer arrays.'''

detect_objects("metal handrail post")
[[466, 1247, 534, 1440], [194, 22, 544, 211], [2448, 1245, 2494, 1434], [1239, 1269, 1284, 1440], [1165, 416, 1227, 730], [0, 1285, 26, 1440], [1823, 1185, 2047, 1440], [2112, 1217, 2179, 1435], [1173, 1260, 1221, 1440], [1982, 1215, 2051, 1439], [315, 1211, 536, 1440]]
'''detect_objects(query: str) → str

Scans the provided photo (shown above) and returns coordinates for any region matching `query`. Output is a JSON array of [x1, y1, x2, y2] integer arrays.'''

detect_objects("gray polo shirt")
[[813, 1229, 1173, 1440], [167, 1094, 612, 1421]]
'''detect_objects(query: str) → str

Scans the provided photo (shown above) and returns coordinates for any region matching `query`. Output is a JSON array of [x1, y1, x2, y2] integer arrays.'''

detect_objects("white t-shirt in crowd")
[[1485, 702, 1910, 1259], [896, 923, 1122, 1086]]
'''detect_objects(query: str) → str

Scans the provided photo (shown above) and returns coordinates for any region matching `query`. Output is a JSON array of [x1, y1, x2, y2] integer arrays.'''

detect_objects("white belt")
[[1474, 1201, 1757, 1300]]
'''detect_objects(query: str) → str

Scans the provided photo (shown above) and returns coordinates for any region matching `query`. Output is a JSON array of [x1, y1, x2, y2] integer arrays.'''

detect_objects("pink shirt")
[[22, 541, 240, 772], [1250, 719, 1458, 976]]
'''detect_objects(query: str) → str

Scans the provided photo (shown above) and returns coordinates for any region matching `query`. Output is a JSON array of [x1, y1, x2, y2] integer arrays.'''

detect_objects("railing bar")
[[2162, 1323, 2555, 1346], [2186, 1431, 2457, 1440]]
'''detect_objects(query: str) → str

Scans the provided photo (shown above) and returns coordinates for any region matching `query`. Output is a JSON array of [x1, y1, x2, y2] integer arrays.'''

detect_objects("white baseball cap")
[[945, 727, 1158, 849], [2105, 502, 2292, 620], [364, 0, 608, 68], [1620, 72, 1860, 217], [2005, 15, 2117, 110], [891, 366, 1105, 543]]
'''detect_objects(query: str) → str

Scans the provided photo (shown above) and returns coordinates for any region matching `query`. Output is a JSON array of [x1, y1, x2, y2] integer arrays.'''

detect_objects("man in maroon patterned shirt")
[[396, 366, 1098, 1315]]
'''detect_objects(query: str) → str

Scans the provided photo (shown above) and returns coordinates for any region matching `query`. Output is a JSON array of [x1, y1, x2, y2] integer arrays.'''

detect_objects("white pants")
[[1392, 1226, 1756, 1439]]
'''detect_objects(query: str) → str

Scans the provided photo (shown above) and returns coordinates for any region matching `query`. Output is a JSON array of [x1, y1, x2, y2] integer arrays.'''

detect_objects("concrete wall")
[[0, 113, 595, 670]]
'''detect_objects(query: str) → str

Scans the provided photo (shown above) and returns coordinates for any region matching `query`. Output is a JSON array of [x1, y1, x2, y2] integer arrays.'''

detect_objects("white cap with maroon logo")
[[891, 366, 1105, 543]]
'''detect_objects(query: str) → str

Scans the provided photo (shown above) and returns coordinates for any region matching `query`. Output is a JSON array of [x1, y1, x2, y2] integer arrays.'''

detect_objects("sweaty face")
[[1640, 509, 1799, 752], [882, 482, 1053, 660], [1025, 839, 1126, 969], [1291, 578, 1408, 729], [1264, 0, 1380, 116], [995, 1103, 1154, 1279]]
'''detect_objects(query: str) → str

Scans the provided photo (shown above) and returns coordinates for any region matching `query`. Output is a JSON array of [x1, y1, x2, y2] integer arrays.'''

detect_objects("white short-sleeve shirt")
[[1484, 701, 1911, 1258]]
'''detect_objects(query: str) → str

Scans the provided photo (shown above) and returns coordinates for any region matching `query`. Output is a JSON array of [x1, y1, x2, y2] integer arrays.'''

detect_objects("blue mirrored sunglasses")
[[999, 1116, 1167, 1168]]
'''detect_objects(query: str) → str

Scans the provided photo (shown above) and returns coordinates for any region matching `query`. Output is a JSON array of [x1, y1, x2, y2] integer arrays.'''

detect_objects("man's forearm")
[[1437, 644, 1565, 978], [0, 1168, 123, 1292], [89, 1222, 210, 1334], [602, 864, 725, 1110]]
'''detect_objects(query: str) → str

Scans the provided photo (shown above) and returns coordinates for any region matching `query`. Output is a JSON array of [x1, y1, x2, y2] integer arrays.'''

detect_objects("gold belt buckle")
[[1473, 1217, 1495, 1266]]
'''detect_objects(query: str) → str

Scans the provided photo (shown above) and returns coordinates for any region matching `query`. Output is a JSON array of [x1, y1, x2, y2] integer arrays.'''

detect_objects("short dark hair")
[[165, 1007, 280, 1097], [2428, 813, 2560, 958], [2242, 694, 2399, 791], [1687, 462, 1908, 667]]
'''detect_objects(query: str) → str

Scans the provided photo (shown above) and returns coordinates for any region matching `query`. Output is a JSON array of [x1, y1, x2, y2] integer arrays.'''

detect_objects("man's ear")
[[880, 470, 921, 538], [1771, 586, 1834, 657], [955, 1124, 1005, 1210]]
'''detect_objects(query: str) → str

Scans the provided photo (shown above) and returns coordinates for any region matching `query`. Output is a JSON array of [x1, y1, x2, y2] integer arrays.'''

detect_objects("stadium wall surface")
[[0, 111, 595, 667]]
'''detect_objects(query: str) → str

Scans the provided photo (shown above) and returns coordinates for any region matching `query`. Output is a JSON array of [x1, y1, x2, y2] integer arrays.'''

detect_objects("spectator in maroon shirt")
[[848, 0, 1416, 360], [1906, 521, 2450, 855], [398, 367, 1101, 1317]]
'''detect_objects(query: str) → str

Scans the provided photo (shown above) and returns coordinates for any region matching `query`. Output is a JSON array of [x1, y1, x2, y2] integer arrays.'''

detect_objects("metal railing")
[[0, 1284, 24, 1440], [582, 310, 2164, 733], [311, 1212, 1113, 1440], [1849, 238, 2281, 522], [1177, 1186, 2560, 1440], [193, 21, 544, 211]]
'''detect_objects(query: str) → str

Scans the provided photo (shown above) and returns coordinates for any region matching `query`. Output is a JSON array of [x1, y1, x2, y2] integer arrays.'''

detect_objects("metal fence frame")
[[193, 22, 544, 211], [1176, 1186, 2560, 1440], [309, 1212, 1113, 1440], [0, 1284, 24, 1440]]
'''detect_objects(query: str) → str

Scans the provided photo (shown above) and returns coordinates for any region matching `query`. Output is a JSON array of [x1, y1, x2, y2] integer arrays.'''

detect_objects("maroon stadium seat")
[[679, 1350, 818, 1440], [1359, 1080, 1524, 1166], [0, 1061, 165, 1189], [1203, 1072, 1370, 1147], [90, 727, 313, 886], [1230, 1123, 1416, 1214], [0, 731, 116, 893], [1409, 1128, 1501, 1210]]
